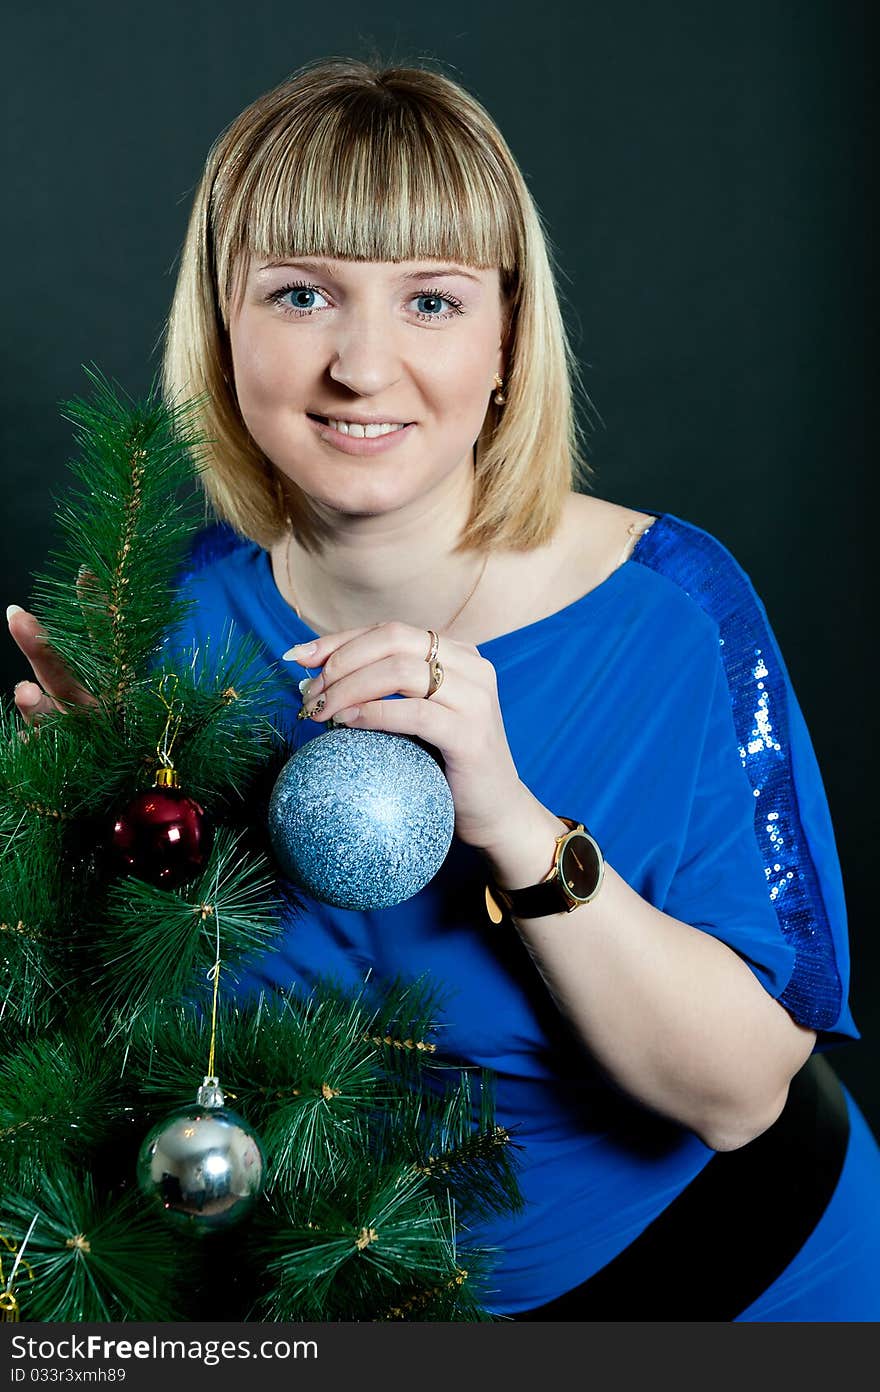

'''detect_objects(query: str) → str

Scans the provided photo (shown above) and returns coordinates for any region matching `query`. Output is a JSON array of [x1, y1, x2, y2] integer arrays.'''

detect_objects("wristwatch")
[[485, 818, 605, 923]]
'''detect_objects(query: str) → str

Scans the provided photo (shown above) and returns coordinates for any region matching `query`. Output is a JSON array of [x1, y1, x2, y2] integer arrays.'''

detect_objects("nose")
[[327, 314, 403, 397]]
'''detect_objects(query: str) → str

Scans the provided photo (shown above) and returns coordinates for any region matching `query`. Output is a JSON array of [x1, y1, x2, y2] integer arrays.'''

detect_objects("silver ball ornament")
[[137, 1077, 265, 1230], [268, 727, 455, 909]]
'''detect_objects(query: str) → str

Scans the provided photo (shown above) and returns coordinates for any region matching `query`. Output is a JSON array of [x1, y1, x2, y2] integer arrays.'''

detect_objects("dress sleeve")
[[635, 518, 859, 1047]]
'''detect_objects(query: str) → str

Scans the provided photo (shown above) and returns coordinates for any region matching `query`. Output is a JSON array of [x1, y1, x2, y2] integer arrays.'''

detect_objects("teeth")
[[327, 418, 406, 438]]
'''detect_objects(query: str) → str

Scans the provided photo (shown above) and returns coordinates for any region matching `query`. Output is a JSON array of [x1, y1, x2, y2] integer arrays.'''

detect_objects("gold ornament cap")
[[155, 767, 180, 790]]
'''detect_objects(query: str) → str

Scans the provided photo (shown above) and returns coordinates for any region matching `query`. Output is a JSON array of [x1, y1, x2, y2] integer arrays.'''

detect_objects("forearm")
[[482, 788, 816, 1151]]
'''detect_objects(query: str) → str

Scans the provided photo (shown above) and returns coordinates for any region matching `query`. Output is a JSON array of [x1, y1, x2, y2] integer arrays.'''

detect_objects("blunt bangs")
[[213, 76, 522, 325]]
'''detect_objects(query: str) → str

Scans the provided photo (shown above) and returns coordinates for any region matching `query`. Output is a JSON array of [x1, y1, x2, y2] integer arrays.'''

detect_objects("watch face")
[[559, 832, 602, 903]]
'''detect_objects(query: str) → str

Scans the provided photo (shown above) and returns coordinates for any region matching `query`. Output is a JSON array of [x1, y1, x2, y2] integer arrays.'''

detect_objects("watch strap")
[[493, 876, 575, 920]]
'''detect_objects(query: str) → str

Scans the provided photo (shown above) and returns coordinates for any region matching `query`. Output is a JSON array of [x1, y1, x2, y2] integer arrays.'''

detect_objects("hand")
[[6, 605, 98, 725], [284, 621, 530, 852]]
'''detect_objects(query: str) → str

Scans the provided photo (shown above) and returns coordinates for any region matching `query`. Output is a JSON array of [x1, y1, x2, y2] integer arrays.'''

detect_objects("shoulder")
[[560, 492, 655, 562], [563, 497, 781, 673], [561, 495, 762, 641], [627, 510, 772, 644]]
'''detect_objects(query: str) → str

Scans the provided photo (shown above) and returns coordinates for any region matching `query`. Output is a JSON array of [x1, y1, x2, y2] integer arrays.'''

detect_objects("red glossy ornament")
[[110, 768, 212, 889]]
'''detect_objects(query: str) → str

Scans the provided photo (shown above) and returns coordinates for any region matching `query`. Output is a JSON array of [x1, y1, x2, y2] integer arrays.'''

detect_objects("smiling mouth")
[[307, 413, 413, 438]]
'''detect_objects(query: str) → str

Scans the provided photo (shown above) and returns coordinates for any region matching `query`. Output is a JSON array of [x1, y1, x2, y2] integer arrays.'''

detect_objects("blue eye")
[[415, 294, 446, 316], [271, 283, 329, 315], [289, 287, 319, 310], [413, 289, 465, 321]]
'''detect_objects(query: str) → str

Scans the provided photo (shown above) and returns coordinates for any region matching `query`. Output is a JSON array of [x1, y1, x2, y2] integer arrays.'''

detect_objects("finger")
[[14, 680, 63, 725], [306, 622, 479, 694], [283, 620, 459, 675], [6, 607, 97, 708], [328, 694, 458, 748], [300, 649, 468, 722], [300, 625, 477, 710], [282, 627, 374, 668]]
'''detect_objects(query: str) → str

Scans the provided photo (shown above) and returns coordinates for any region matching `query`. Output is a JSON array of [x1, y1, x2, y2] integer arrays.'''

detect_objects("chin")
[[309, 476, 420, 518], [329, 496, 407, 520]]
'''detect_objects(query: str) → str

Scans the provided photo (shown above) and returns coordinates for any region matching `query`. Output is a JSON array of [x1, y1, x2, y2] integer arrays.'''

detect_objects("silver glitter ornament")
[[137, 1077, 265, 1229], [268, 727, 455, 910]]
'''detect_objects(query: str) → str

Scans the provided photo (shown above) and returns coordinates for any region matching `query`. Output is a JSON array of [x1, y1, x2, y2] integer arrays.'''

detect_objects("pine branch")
[[85, 828, 282, 1024], [0, 1018, 124, 1192], [249, 1163, 463, 1321], [0, 838, 69, 1032], [412, 1071, 525, 1223], [0, 1171, 184, 1322], [29, 367, 206, 715], [381, 1248, 499, 1322], [0, 702, 88, 836], [124, 990, 385, 1195], [356, 972, 452, 1082], [148, 629, 285, 812]]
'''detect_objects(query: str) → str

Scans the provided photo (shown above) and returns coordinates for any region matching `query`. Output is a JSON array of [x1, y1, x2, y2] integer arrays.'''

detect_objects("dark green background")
[[3, 4, 873, 1127]]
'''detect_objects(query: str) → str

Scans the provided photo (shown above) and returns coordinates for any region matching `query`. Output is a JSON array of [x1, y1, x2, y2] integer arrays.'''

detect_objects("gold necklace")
[[284, 533, 489, 634], [439, 551, 490, 632]]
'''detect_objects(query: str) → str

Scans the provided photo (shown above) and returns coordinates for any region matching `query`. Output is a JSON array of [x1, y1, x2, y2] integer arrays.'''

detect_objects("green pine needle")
[[0, 1170, 183, 1322], [0, 701, 98, 835], [0, 838, 67, 1031], [87, 828, 282, 1023], [251, 1163, 457, 1320], [0, 1018, 123, 1192], [124, 625, 286, 807], [405, 1071, 525, 1223], [29, 368, 206, 713]]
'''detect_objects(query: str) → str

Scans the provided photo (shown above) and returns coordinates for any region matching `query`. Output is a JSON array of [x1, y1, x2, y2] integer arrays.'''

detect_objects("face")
[[228, 255, 506, 521]]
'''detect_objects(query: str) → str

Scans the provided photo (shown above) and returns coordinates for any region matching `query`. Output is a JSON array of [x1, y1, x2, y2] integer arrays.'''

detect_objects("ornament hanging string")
[[156, 674, 182, 774], [205, 903, 222, 1079]]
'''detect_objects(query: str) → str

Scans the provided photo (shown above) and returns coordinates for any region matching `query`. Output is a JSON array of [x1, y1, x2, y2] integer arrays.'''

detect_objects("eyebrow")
[[257, 258, 483, 284]]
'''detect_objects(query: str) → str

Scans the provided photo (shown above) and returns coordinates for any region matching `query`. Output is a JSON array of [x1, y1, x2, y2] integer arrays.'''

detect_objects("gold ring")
[[425, 629, 439, 664], [425, 660, 444, 698]]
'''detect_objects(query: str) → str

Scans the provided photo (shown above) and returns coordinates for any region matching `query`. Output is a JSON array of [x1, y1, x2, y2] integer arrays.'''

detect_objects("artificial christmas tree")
[[0, 370, 521, 1322]]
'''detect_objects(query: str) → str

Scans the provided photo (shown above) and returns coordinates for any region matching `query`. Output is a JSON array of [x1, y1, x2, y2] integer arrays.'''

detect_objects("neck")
[[272, 462, 488, 636]]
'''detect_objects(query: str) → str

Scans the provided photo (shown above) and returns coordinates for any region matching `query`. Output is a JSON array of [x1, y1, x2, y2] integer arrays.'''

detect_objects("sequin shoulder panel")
[[631, 513, 844, 1032]]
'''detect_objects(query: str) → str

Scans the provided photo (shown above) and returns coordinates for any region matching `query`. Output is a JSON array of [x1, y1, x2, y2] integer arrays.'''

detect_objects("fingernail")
[[298, 675, 324, 698], [283, 642, 317, 661], [6, 604, 24, 623], [296, 696, 327, 722], [335, 706, 360, 724]]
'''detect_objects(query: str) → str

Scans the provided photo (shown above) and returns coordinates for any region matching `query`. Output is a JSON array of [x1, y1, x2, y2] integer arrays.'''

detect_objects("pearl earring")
[[493, 373, 507, 406]]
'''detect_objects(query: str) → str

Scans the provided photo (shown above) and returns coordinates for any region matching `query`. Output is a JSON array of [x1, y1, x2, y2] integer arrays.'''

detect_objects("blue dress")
[[172, 510, 880, 1320]]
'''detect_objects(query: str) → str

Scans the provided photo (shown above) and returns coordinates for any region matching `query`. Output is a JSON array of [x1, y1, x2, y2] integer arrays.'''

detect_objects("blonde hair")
[[162, 56, 592, 553]]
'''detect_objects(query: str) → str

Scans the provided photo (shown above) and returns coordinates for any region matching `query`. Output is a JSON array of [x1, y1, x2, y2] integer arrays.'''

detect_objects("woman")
[[8, 57, 880, 1320]]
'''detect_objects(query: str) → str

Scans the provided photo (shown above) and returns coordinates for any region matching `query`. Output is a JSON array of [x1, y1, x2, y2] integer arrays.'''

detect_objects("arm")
[[482, 789, 816, 1152], [286, 572, 849, 1153]]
